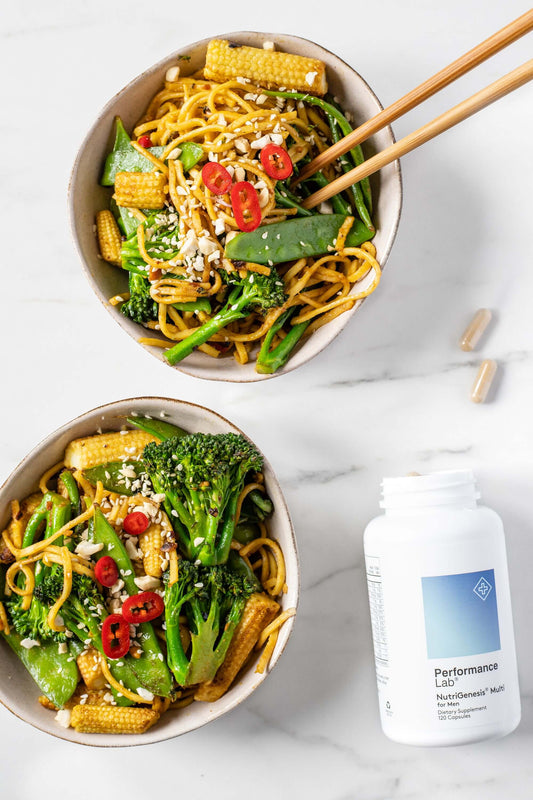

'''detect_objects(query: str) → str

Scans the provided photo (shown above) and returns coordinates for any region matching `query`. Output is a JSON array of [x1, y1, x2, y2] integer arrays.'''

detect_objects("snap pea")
[[101, 118, 203, 185], [2, 630, 83, 708], [247, 490, 274, 519], [46, 495, 72, 552], [21, 499, 48, 548], [102, 146, 165, 185], [112, 116, 132, 150], [232, 522, 260, 546], [126, 415, 188, 442], [58, 471, 86, 538], [102, 141, 203, 184], [225, 214, 374, 266], [90, 508, 173, 697], [83, 461, 146, 496], [111, 199, 142, 238], [0, 565, 83, 708], [58, 471, 79, 513], [263, 90, 373, 230]]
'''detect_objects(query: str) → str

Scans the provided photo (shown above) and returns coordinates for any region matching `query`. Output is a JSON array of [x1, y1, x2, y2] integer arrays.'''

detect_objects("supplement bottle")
[[364, 470, 520, 746]]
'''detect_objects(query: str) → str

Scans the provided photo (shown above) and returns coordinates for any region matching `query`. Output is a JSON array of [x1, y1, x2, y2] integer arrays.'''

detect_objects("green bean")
[[310, 171, 351, 216], [263, 90, 373, 230], [274, 187, 313, 217]]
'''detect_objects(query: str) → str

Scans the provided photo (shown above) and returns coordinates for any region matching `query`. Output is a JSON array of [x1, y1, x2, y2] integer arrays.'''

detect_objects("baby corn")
[[76, 648, 106, 691], [96, 210, 122, 265], [114, 171, 167, 209], [70, 705, 160, 734], [205, 39, 327, 96], [195, 592, 280, 702], [64, 430, 157, 470], [138, 522, 163, 578]]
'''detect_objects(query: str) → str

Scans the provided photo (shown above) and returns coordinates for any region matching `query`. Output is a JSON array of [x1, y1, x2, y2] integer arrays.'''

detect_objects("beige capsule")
[[471, 359, 498, 403], [460, 308, 492, 351]]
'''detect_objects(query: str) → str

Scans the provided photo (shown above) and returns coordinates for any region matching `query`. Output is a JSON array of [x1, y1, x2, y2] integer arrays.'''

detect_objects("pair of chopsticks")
[[299, 10, 533, 210]]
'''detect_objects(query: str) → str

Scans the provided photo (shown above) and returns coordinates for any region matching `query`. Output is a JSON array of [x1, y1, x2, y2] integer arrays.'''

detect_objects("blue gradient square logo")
[[422, 569, 501, 658]]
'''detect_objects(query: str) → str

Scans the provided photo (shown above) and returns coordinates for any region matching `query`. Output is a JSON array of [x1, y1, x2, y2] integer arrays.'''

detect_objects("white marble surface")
[[1, 1, 533, 797]]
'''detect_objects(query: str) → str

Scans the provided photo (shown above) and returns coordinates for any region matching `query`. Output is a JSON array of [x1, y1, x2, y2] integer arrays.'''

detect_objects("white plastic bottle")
[[364, 470, 520, 746]]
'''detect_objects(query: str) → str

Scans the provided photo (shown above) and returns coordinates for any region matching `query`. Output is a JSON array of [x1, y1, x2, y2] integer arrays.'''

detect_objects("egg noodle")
[[109, 71, 381, 366], [0, 431, 295, 729]]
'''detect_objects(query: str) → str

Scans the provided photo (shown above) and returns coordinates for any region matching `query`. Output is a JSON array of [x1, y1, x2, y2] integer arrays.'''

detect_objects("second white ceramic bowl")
[[69, 32, 402, 381], [0, 397, 298, 747]]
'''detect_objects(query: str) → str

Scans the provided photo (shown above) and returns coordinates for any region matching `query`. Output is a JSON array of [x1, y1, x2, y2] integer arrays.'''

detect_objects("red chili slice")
[[137, 135, 153, 148], [102, 614, 130, 659], [260, 144, 293, 180], [202, 162, 232, 195], [122, 592, 164, 624], [123, 511, 150, 536], [230, 181, 262, 232], [94, 556, 119, 588]]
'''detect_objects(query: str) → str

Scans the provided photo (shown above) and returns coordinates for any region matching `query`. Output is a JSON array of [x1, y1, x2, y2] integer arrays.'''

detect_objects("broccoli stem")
[[256, 308, 311, 374], [165, 581, 195, 686], [197, 488, 239, 566], [164, 287, 247, 365]]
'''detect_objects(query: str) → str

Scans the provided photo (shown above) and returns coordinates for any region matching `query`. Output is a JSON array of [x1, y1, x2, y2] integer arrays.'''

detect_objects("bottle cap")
[[381, 469, 480, 509]]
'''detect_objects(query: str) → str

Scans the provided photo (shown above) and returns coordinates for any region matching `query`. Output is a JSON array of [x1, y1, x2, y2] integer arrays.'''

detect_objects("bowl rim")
[[0, 396, 299, 747], [68, 30, 402, 383]]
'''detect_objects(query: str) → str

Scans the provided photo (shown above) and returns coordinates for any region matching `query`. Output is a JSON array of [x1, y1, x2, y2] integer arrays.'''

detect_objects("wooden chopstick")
[[296, 9, 533, 185], [302, 59, 533, 210]]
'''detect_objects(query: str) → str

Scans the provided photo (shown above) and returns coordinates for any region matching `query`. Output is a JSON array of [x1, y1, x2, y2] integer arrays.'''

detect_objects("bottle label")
[[422, 569, 500, 658], [365, 556, 518, 737]]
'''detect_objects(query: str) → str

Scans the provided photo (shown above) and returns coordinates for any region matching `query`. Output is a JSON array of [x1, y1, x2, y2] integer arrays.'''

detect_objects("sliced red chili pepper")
[[94, 556, 119, 588], [202, 162, 232, 195], [260, 144, 293, 180], [122, 592, 164, 624], [230, 181, 262, 232], [102, 614, 130, 659], [123, 511, 150, 536], [137, 135, 153, 148]]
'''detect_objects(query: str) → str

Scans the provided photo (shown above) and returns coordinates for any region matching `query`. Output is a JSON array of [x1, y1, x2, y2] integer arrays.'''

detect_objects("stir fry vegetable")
[[95, 39, 383, 373], [0, 419, 294, 734]]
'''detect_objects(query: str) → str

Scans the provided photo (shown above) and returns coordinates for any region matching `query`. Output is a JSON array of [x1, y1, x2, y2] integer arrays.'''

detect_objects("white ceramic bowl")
[[0, 397, 298, 747], [69, 32, 402, 381]]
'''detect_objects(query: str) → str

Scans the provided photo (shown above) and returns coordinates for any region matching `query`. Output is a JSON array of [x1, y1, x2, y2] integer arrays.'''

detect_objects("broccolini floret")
[[7, 591, 67, 643], [35, 572, 106, 645], [121, 272, 158, 324], [143, 432, 263, 565], [165, 560, 256, 686], [164, 268, 287, 365]]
